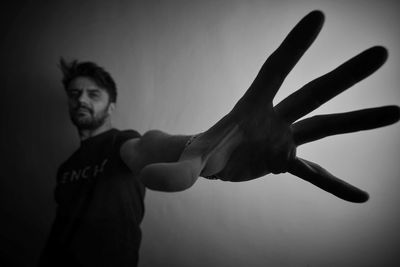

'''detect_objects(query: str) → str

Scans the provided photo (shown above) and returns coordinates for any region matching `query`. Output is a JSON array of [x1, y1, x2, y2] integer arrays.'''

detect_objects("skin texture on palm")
[[140, 10, 400, 202]]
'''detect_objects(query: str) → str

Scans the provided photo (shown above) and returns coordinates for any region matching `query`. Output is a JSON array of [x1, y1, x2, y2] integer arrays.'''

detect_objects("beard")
[[70, 105, 109, 130]]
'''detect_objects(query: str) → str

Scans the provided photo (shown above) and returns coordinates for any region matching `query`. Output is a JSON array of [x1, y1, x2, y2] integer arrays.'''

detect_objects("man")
[[39, 10, 399, 266]]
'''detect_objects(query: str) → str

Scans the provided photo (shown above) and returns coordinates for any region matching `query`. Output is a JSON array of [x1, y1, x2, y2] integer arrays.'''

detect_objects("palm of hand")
[[219, 105, 295, 180]]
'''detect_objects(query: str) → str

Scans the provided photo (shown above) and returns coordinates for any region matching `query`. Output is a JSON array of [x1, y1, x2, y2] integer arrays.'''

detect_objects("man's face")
[[66, 76, 114, 130]]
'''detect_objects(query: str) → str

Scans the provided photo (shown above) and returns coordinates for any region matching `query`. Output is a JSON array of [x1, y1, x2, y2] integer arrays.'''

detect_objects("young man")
[[39, 11, 399, 266]]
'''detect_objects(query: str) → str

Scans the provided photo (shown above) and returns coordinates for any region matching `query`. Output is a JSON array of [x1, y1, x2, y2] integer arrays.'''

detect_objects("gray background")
[[1, 0, 399, 266]]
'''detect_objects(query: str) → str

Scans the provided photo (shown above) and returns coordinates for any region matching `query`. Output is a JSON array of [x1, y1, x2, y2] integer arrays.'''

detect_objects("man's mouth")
[[76, 107, 92, 115]]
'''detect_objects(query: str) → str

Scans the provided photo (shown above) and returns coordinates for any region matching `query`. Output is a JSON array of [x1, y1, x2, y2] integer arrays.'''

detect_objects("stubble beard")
[[70, 106, 109, 131]]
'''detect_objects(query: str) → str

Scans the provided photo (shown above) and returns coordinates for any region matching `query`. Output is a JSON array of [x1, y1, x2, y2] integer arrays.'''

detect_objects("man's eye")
[[67, 90, 80, 98], [89, 92, 100, 98]]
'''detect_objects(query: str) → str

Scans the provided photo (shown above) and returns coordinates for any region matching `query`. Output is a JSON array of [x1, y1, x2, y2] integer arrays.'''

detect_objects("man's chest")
[[59, 157, 109, 184]]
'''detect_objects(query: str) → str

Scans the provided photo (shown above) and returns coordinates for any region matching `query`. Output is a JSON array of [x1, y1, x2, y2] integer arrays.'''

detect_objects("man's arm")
[[120, 130, 194, 191], [120, 115, 245, 192], [122, 10, 399, 201]]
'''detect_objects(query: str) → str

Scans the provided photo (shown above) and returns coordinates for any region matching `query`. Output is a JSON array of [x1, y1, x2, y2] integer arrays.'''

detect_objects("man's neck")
[[78, 121, 113, 141]]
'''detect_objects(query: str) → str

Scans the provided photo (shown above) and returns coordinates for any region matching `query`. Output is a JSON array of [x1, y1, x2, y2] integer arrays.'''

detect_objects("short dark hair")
[[59, 58, 117, 103]]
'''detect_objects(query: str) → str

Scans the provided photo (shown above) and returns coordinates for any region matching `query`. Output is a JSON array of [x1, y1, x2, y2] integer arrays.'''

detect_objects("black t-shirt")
[[39, 129, 145, 267]]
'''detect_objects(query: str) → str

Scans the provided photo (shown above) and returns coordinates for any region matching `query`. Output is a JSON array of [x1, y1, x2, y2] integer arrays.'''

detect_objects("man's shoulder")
[[115, 128, 141, 139], [113, 128, 141, 149], [58, 129, 141, 168]]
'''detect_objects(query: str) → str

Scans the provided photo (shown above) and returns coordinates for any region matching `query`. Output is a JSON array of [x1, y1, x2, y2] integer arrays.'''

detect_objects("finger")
[[288, 157, 369, 203], [275, 46, 388, 123], [235, 10, 324, 109], [292, 105, 400, 146]]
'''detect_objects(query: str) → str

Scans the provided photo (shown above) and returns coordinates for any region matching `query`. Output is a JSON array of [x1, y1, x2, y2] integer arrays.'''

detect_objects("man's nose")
[[78, 92, 90, 104]]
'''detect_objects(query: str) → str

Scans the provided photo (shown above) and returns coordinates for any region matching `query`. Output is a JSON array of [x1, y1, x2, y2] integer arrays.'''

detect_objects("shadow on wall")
[[0, 64, 77, 266]]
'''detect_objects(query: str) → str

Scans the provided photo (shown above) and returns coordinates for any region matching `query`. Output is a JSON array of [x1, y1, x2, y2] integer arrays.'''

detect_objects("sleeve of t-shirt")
[[113, 129, 142, 174], [115, 129, 141, 150]]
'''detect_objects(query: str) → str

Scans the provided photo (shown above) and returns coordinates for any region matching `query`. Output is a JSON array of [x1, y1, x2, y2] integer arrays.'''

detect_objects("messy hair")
[[59, 58, 117, 103]]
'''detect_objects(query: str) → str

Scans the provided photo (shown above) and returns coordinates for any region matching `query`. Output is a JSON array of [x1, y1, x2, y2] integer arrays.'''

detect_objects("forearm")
[[142, 131, 214, 191], [142, 122, 242, 191], [139, 131, 231, 178], [121, 130, 195, 173], [122, 125, 240, 191], [139, 130, 193, 165], [121, 130, 203, 191]]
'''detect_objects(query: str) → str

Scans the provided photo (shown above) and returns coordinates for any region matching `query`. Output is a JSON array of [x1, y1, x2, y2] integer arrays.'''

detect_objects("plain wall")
[[1, 0, 399, 266]]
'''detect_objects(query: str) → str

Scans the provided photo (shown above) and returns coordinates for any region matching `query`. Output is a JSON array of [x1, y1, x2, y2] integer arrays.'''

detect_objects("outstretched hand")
[[141, 11, 399, 202]]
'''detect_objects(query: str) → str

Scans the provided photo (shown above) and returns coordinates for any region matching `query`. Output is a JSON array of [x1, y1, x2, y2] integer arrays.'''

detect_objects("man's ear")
[[108, 102, 116, 115]]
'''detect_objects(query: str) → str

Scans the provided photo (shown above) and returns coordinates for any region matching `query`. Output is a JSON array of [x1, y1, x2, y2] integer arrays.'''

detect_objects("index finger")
[[235, 10, 324, 110]]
